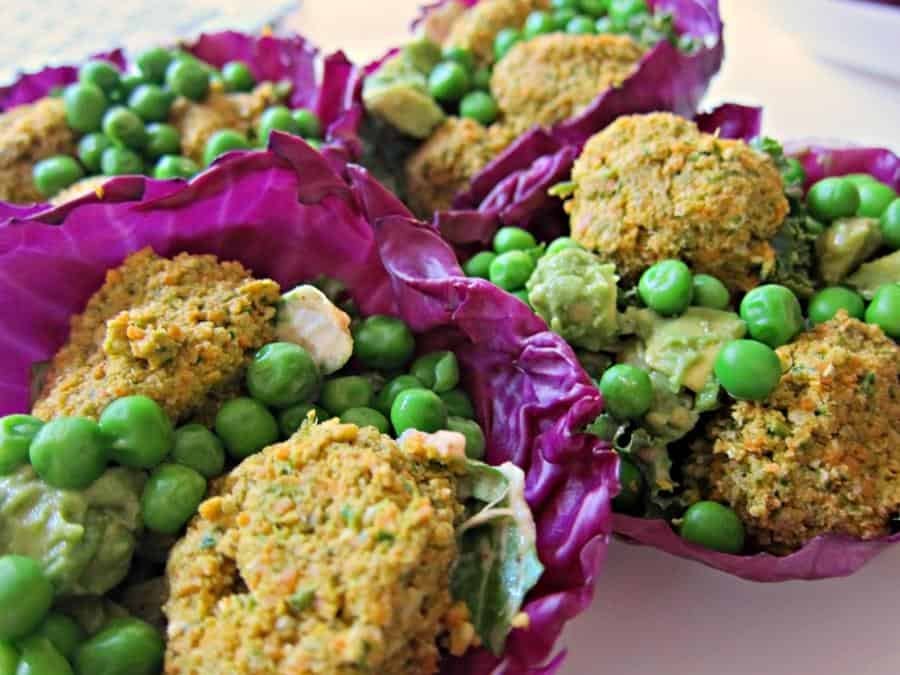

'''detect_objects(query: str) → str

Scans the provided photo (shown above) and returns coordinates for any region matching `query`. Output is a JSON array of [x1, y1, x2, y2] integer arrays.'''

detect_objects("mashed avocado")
[[527, 247, 619, 350], [0, 466, 144, 596]]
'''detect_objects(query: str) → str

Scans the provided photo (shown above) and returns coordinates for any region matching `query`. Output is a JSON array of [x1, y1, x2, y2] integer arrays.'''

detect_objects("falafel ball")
[[405, 117, 514, 215], [685, 314, 900, 552], [566, 113, 790, 291], [492, 33, 645, 136], [444, 0, 549, 66], [0, 97, 76, 203], [164, 420, 475, 675]]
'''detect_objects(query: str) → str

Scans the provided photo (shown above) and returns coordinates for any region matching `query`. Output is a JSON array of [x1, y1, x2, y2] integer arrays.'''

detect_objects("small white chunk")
[[276, 285, 353, 375], [399, 429, 468, 462]]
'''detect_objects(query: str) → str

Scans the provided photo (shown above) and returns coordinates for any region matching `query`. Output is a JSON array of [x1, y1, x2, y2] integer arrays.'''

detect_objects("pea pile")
[[409, 0, 683, 129], [0, 554, 163, 675], [32, 48, 323, 199], [463, 163, 900, 555]]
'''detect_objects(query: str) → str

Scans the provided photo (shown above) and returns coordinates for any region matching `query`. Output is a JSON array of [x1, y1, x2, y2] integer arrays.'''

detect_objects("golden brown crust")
[[686, 314, 900, 552], [444, 0, 549, 66], [165, 421, 468, 675], [566, 112, 790, 291], [33, 248, 279, 422], [0, 97, 76, 203], [492, 33, 645, 135]]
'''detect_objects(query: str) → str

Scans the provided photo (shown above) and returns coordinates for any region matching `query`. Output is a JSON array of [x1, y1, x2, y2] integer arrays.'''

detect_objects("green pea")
[[494, 28, 523, 61], [439, 389, 475, 419], [247, 342, 320, 408], [598, 364, 653, 419], [63, 82, 108, 133], [127, 84, 173, 123], [428, 61, 470, 103], [493, 226, 537, 254], [808, 287, 865, 325], [152, 155, 198, 180], [215, 398, 279, 459], [33, 612, 85, 660], [340, 407, 391, 434], [144, 123, 181, 159], [855, 180, 897, 218], [101, 106, 147, 150], [714, 339, 782, 401], [391, 388, 448, 435], [566, 15, 597, 34], [781, 157, 806, 187], [0, 556, 53, 641], [807, 177, 860, 222], [136, 47, 174, 84], [32, 156, 84, 198], [352, 315, 416, 370], [679, 501, 745, 554], [165, 59, 210, 101], [0, 415, 42, 475], [101, 147, 144, 176], [0, 641, 16, 675], [74, 617, 164, 675], [489, 250, 536, 291], [445, 416, 486, 459], [119, 73, 146, 98], [410, 351, 460, 393], [374, 375, 425, 416], [843, 173, 878, 187], [99, 395, 173, 469], [472, 66, 493, 90], [441, 46, 475, 71], [79, 60, 121, 94], [638, 259, 693, 316], [554, 8, 578, 29], [691, 274, 730, 310], [865, 284, 900, 339], [608, 0, 648, 30], [595, 16, 614, 33], [459, 91, 499, 125], [551, 0, 580, 8], [222, 61, 256, 92], [319, 376, 374, 415], [463, 251, 497, 279], [170, 424, 226, 478], [29, 417, 107, 489], [524, 11, 557, 38], [739, 284, 804, 348], [579, 0, 609, 16], [13, 636, 72, 675], [278, 403, 331, 437], [881, 198, 900, 250], [546, 237, 580, 255], [612, 455, 644, 513], [203, 129, 251, 165], [257, 106, 301, 145], [76, 133, 112, 173], [141, 463, 207, 535], [292, 108, 322, 139]]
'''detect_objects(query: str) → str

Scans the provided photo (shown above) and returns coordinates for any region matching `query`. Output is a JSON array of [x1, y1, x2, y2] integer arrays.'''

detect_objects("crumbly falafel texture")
[[686, 314, 900, 552], [164, 420, 473, 675], [567, 112, 790, 291]]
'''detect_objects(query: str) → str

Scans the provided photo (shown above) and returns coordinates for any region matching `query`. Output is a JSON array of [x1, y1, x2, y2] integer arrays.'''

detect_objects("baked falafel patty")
[[164, 420, 473, 675], [566, 112, 790, 291], [686, 314, 900, 552], [33, 248, 279, 422]]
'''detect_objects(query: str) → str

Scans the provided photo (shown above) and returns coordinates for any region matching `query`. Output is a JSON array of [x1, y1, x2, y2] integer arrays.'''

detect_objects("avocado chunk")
[[403, 37, 442, 75], [845, 250, 900, 299], [637, 307, 746, 393], [816, 217, 882, 284], [526, 248, 619, 351], [363, 54, 446, 139]]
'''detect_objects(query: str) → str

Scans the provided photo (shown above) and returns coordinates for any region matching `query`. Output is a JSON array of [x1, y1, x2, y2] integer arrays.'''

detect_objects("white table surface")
[[298, 2, 900, 674]]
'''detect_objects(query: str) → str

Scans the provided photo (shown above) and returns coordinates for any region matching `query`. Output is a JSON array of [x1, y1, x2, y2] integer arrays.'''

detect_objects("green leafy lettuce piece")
[[451, 461, 543, 655]]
